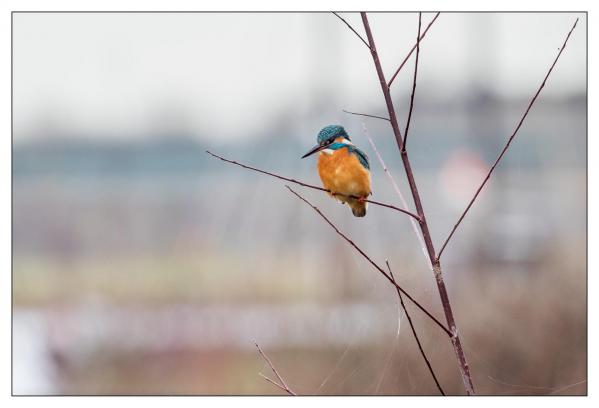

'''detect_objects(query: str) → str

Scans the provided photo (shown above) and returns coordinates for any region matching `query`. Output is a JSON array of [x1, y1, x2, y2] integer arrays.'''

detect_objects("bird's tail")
[[348, 199, 367, 217]]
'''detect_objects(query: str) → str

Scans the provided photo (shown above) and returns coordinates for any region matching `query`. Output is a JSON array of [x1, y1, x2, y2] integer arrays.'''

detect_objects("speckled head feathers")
[[317, 125, 350, 145]]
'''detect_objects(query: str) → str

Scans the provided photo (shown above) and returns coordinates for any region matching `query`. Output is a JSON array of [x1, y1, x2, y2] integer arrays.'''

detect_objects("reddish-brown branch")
[[255, 343, 297, 396], [386, 260, 445, 395], [332, 12, 371, 50], [286, 185, 452, 337], [435, 17, 579, 261], [360, 12, 475, 395], [402, 12, 422, 151], [387, 12, 440, 87], [206, 150, 421, 221]]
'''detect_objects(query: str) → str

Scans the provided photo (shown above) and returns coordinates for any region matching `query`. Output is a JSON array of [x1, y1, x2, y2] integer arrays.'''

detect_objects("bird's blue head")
[[317, 125, 350, 145], [302, 125, 350, 158]]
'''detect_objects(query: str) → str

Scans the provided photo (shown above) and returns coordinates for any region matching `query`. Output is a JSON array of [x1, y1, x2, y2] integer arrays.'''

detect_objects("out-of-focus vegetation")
[[13, 106, 586, 393]]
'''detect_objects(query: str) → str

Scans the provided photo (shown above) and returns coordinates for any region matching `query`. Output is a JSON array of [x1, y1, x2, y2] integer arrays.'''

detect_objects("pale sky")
[[13, 12, 586, 142]]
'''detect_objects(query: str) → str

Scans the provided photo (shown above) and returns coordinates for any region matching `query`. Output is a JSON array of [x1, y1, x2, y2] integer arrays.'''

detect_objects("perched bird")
[[301, 125, 371, 217]]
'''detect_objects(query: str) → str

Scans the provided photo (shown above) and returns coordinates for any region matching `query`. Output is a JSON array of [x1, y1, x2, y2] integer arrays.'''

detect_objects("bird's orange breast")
[[317, 147, 371, 199]]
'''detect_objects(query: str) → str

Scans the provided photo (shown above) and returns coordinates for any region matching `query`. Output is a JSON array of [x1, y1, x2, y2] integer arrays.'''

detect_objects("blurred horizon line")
[[13, 91, 586, 146]]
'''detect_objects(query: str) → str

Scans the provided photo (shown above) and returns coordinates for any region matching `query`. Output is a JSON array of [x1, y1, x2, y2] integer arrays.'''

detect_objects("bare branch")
[[387, 260, 445, 395], [436, 18, 579, 261], [388, 12, 440, 87], [342, 109, 390, 122], [255, 343, 297, 396], [286, 185, 452, 337], [206, 150, 421, 220], [363, 127, 446, 393], [361, 12, 475, 395], [332, 12, 371, 50], [402, 13, 422, 151]]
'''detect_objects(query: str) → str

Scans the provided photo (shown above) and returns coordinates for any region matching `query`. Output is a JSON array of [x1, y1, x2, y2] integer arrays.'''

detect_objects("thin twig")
[[402, 13, 422, 151], [255, 343, 297, 396], [206, 150, 421, 221], [332, 12, 371, 50], [258, 373, 294, 395], [362, 123, 431, 269], [342, 109, 390, 122], [435, 17, 579, 261], [386, 260, 445, 395], [361, 12, 475, 395], [286, 185, 452, 337], [388, 12, 440, 87]]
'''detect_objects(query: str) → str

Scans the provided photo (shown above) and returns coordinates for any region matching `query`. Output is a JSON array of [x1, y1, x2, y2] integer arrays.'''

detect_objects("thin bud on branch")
[[436, 17, 579, 261], [286, 185, 452, 337], [206, 150, 421, 221]]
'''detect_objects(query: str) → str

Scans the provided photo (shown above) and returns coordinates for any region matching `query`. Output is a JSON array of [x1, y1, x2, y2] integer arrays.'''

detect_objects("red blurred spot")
[[440, 149, 489, 208]]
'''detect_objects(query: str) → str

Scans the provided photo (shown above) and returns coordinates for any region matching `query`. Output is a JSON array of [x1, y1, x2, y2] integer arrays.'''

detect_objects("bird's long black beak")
[[301, 143, 326, 159]]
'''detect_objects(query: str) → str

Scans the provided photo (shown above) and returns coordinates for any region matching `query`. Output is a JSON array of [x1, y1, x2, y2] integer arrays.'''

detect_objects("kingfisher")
[[301, 125, 372, 217]]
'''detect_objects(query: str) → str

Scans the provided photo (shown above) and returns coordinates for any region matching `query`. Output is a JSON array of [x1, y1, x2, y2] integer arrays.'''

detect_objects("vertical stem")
[[361, 12, 475, 395]]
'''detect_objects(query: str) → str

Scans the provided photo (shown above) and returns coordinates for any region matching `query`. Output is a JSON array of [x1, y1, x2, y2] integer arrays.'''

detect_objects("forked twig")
[[286, 185, 452, 337], [364, 122, 443, 395], [258, 373, 292, 394], [402, 12, 422, 151], [387, 260, 445, 395], [255, 343, 297, 396], [206, 150, 421, 220], [387, 12, 440, 87], [435, 17, 579, 261], [331, 12, 371, 50]]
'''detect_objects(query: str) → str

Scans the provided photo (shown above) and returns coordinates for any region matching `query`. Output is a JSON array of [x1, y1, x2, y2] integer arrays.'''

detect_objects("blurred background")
[[12, 12, 586, 395]]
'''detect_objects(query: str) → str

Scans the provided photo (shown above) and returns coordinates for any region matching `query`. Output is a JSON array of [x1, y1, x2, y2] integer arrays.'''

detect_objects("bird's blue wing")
[[350, 146, 370, 170], [328, 142, 371, 170]]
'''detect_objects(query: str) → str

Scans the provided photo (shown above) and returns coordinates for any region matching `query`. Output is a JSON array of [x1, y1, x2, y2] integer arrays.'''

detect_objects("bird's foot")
[[357, 195, 367, 203]]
